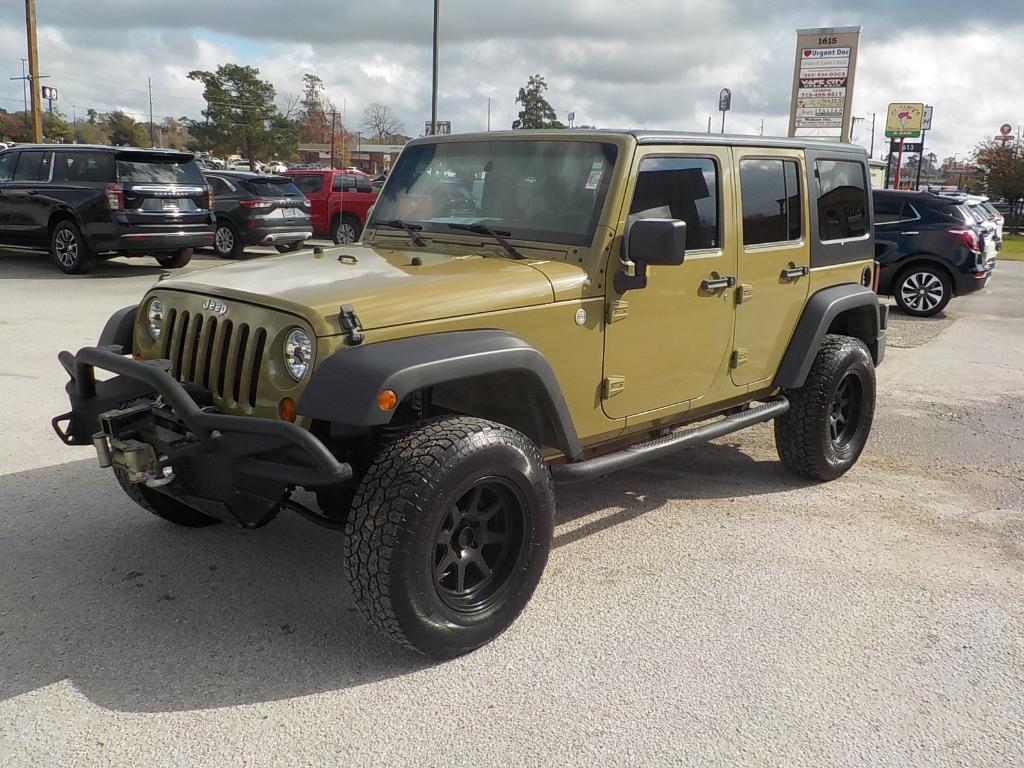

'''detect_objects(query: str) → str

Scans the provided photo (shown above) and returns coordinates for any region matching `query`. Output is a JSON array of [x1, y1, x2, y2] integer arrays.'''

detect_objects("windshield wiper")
[[377, 219, 426, 247], [447, 223, 524, 260]]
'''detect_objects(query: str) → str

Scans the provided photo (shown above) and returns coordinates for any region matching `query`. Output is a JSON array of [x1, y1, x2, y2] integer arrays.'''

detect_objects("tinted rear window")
[[815, 159, 868, 241], [14, 151, 52, 182], [54, 152, 114, 183], [245, 178, 304, 197], [116, 157, 204, 184], [289, 174, 325, 195]]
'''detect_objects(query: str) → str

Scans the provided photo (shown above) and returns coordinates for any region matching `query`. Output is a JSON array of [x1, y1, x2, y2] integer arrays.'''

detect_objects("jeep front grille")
[[162, 308, 267, 410]]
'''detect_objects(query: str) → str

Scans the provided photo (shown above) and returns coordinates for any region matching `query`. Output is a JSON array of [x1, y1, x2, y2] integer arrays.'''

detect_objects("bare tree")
[[362, 102, 403, 143]]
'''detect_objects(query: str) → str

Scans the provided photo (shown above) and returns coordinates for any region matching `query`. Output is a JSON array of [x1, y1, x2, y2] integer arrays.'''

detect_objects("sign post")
[[788, 26, 861, 142], [885, 103, 924, 189], [718, 88, 731, 134]]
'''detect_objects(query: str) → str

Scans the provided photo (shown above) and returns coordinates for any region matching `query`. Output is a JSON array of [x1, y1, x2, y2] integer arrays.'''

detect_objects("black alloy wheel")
[[828, 373, 865, 449], [432, 478, 527, 613]]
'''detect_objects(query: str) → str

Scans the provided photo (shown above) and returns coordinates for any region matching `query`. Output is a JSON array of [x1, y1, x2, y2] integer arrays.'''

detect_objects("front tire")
[[213, 221, 244, 259], [114, 469, 221, 527], [774, 334, 876, 481], [345, 417, 554, 658], [51, 220, 96, 274], [894, 265, 951, 317], [155, 248, 192, 269]]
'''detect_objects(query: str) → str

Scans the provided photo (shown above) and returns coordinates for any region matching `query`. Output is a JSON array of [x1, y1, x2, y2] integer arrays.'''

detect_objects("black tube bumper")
[[52, 346, 351, 526]]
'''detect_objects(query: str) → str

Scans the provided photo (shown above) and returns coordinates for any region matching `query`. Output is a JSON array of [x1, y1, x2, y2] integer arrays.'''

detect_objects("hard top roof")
[[407, 129, 860, 153]]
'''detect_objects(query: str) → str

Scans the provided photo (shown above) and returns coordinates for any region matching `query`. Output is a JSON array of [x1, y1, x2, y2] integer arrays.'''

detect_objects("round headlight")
[[284, 328, 313, 381], [146, 298, 164, 340]]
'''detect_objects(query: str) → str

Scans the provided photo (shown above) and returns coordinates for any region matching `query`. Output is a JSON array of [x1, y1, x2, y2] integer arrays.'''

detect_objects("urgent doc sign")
[[788, 26, 861, 142]]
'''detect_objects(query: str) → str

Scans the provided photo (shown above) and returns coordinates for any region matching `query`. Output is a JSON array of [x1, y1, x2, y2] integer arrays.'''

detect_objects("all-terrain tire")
[[114, 469, 222, 527], [345, 416, 554, 658], [774, 334, 875, 481]]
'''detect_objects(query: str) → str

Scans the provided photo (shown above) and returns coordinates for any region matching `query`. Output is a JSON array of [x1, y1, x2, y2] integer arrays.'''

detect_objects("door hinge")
[[606, 300, 629, 323], [737, 283, 754, 304], [730, 349, 749, 368], [602, 375, 626, 398]]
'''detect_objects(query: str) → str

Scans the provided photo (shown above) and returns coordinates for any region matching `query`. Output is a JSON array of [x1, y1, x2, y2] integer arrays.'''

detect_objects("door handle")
[[780, 266, 809, 280], [701, 275, 736, 291], [900, 231, 919, 235]]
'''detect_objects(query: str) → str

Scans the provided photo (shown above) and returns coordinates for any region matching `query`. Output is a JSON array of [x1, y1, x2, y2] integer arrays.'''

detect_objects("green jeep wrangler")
[[54, 131, 885, 658]]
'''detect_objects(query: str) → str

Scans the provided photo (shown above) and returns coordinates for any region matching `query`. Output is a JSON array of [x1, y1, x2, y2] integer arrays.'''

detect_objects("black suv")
[[204, 171, 312, 258], [0, 145, 215, 274], [873, 190, 993, 317]]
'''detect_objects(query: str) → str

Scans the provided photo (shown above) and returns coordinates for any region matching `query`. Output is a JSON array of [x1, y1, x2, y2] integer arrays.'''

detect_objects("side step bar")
[[550, 397, 789, 484]]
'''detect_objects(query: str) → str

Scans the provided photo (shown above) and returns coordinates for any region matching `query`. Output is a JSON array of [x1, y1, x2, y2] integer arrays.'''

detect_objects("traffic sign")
[[885, 103, 924, 138], [1000, 123, 1013, 136], [40, 85, 58, 101], [718, 88, 731, 112], [922, 105, 933, 131]]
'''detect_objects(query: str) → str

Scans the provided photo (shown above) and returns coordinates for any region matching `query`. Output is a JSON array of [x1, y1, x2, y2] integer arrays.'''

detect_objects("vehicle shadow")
[[0, 457, 428, 714], [0, 439, 803, 714], [0, 249, 228, 279], [552, 439, 811, 550]]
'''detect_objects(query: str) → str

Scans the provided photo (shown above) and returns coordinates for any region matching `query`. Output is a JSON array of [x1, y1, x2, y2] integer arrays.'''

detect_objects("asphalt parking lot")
[[1, 247, 1022, 767]]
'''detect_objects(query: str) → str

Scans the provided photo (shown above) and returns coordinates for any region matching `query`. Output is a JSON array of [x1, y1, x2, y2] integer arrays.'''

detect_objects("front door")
[[731, 150, 811, 387], [602, 148, 737, 420]]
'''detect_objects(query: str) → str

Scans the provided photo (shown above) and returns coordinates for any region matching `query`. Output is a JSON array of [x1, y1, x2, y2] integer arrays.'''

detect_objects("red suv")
[[284, 169, 378, 244]]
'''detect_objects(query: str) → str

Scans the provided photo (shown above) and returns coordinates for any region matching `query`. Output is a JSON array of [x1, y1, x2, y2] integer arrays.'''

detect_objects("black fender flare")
[[297, 330, 584, 460], [773, 284, 884, 389], [98, 305, 138, 351]]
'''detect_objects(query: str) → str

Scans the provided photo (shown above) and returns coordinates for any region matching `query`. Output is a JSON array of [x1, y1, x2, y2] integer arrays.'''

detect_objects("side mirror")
[[614, 218, 687, 293]]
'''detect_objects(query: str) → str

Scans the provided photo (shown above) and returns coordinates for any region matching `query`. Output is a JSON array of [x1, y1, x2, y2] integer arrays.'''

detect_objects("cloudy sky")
[[1, 0, 1021, 161]]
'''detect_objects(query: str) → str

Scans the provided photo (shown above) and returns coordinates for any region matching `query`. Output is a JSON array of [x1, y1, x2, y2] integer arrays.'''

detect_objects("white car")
[[265, 161, 288, 174]]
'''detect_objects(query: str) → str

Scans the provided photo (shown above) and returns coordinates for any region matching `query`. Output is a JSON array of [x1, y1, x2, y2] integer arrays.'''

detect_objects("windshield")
[[370, 140, 618, 246], [116, 157, 204, 184]]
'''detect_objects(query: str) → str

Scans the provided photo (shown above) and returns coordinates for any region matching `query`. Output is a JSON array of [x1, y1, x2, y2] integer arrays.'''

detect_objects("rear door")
[[5, 150, 53, 246], [116, 154, 209, 228], [0, 151, 17, 237], [731, 149, 810, 387]]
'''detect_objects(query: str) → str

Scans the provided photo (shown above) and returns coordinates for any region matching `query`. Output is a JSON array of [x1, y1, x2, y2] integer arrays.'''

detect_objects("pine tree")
[[512, 74, 565, 130]]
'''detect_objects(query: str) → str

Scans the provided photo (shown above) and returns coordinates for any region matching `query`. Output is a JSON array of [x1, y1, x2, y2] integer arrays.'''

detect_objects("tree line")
[[0, 63, 408, 164]]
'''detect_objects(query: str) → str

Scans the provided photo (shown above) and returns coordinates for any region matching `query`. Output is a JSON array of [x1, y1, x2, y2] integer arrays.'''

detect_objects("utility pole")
[[868, 112, 876, 158], [148, 77, 155, 147], [72, 105, 77, 143], [915, 129, 928, 191], [25, 0, 43, 143], [487, 97, 491, 131], [759, 118, 764, 136], [18, 59, 28, 135], [431, 0, 440, 136], [330, 110, 337, 170], [706, 115, 711, 134]]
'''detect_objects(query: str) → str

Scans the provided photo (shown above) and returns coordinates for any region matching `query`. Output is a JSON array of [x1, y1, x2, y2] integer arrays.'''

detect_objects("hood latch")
[[339, 304, 364, 345]]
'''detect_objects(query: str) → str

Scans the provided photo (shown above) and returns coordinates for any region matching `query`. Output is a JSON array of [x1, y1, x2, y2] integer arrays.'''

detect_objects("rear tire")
[[51, 220, 96, 274], [114, 469, 221, 527], [332, 215, 361, 244], [345, 417, 554, 658], [155, 248, 192, 269], [213, 221, 245, 259], [774, 334, 875, 481], [893, 264, 951, 317]]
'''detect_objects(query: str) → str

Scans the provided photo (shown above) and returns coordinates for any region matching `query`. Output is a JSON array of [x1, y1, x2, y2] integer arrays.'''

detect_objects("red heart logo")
[[803, 49, 812, 57]]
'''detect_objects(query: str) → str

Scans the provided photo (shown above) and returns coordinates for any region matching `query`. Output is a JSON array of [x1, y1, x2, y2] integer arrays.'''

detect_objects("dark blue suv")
[[873, 190, 994, 317], [0, 145, 215, 274]]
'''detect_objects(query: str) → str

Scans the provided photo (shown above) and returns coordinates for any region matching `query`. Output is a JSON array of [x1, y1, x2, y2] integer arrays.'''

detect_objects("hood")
[[157, 243, 565, 336]]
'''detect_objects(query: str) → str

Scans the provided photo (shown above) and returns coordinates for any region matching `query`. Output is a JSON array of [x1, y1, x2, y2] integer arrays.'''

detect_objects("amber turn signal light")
[[278, 397, 297, 422], [376, 389, 398, 411]]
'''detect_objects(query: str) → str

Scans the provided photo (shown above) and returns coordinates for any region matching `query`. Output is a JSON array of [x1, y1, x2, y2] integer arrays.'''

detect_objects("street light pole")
[[431, 0, 439, 136]]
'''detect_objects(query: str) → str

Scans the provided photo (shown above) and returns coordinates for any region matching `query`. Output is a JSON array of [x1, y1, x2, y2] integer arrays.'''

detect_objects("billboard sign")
[[788, 26, 861, 142], [41, 85, 58, 101], [885, 103, 924, 138]]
